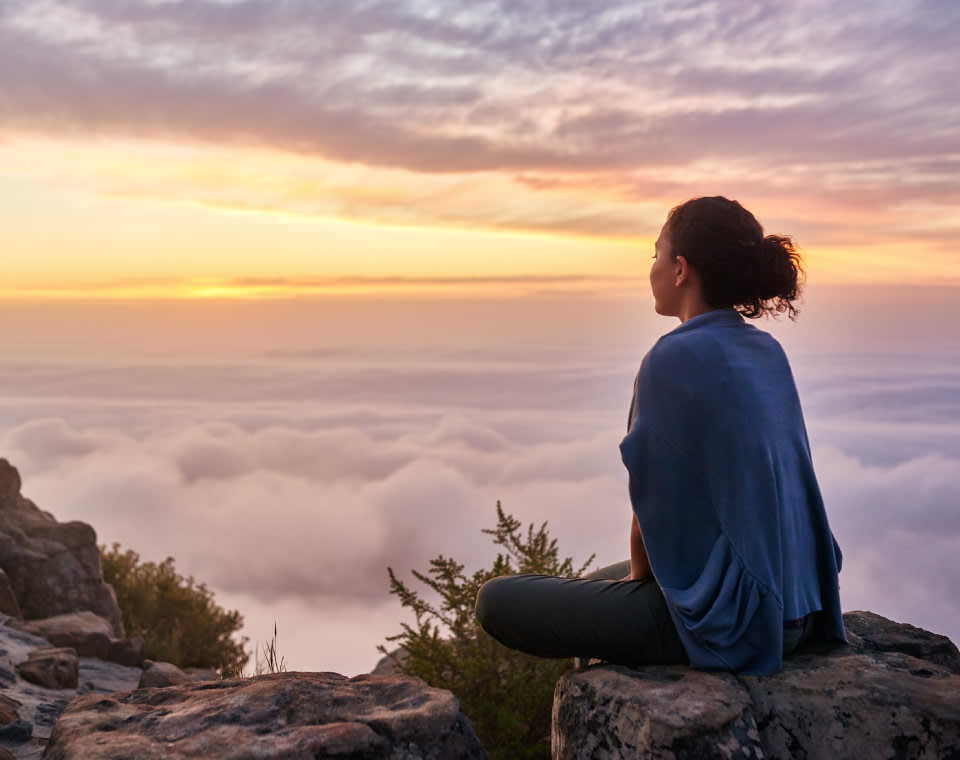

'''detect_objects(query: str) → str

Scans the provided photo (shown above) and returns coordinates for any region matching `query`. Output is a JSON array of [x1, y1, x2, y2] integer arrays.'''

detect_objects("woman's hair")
[[665, 196, 804, 319]]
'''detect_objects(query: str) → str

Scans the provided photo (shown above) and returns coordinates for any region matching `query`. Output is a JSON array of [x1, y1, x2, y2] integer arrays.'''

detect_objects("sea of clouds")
[[1, 287, 958, 674]]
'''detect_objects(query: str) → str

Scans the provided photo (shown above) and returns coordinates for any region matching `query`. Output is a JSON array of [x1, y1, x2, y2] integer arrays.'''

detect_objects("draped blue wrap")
[[620, 308, 845, 674]]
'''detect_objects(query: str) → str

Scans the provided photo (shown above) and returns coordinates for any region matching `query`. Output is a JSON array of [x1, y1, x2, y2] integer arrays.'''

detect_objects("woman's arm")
[[629, 512, 653, 581]]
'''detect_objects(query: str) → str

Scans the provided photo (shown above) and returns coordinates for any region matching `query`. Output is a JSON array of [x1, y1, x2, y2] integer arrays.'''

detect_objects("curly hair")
[[665, 196, 804, 319]]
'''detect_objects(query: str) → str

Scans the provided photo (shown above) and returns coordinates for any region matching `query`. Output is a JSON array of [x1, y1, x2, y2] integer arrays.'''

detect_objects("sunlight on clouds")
[[1, 134, 957, 294]]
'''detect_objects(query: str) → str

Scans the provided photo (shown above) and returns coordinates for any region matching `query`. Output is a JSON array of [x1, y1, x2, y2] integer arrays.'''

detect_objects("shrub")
[[101, 543, 249, 677], [382, 501, 594, 760]]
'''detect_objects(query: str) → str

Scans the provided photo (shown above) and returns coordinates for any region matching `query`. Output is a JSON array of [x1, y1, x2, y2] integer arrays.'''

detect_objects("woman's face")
[[649, 222, 681, 316]]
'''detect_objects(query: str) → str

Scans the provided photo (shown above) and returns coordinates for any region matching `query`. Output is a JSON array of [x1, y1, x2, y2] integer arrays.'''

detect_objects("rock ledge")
[[553, 611, 960, 760], [45, 671, 486, 760]]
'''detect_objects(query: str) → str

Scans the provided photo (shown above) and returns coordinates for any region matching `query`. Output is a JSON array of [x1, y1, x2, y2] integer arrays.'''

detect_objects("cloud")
[[1, 0, 956, 250], [1, 0, 956, 180], [2, 290, 959, 673]]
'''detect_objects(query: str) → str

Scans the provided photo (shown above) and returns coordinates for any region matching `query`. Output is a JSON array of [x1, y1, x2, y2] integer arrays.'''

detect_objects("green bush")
[[101, 543, 249, 677], [383, 502, 594, 760]]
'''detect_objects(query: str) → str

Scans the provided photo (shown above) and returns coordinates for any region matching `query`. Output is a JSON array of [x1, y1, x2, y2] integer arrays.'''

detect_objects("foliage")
[[382, 501, 594, 760], [100, 543, 249, 677]]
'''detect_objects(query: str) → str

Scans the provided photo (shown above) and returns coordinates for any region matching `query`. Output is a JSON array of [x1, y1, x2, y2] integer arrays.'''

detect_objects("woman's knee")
[[474, 575, 514, 635]]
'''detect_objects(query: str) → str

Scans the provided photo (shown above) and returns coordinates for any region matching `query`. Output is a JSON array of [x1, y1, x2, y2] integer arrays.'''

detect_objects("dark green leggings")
[[475, 561, 687, 666], [475, 560, 813, 667]]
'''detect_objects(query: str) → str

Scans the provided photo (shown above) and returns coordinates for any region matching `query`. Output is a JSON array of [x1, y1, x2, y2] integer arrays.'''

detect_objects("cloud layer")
[[1, 289, 958, 673]]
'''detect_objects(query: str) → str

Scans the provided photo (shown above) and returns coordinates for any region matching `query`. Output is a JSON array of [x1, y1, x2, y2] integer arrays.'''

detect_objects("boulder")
[[45, 672, 487, 760], [10, 612, 144, 667], [137, 660, 192, 689], [371, 646, 409, 675], [14, 648, 78, 690], [552, 611, 960, 760], [0, 460, 123, 637]]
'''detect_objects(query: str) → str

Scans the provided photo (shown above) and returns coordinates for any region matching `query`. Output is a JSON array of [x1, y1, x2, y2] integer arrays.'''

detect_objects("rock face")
[[45, 671, 487, 760], [0, 460, 123, 637], [552, 611, 960, 760]]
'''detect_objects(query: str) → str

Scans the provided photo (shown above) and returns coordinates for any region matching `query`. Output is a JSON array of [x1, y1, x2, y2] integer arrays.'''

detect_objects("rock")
[[45, 672, 487, 760], [842, 609, 960, 673], [553, 666, 764, 759], [1, 619, 141, 759], [15, 648, 78, 690], [372, 645, 409, 675], [137, 660, 192, 689], [552, 611, 960, 760], [0, 695, 20, 725], [182, 667, 219, 682], [0, 570, 21, 620], [0, 720, 31, 744], [0, 460, 123, 637], [106, 636, 145, 668], [11, 612, 111, 660], [9, 612, 143, 667]]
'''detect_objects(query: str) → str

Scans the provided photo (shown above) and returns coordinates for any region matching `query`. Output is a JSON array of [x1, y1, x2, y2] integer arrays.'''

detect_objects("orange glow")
[[2, 134, 957, 299]]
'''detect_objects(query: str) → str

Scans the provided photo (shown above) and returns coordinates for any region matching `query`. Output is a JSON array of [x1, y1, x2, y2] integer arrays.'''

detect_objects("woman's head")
[[656, 196, 803, 319]]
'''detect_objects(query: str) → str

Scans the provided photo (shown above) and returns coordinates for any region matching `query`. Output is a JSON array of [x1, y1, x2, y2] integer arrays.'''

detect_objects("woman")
[[476, 196, 845, 675]]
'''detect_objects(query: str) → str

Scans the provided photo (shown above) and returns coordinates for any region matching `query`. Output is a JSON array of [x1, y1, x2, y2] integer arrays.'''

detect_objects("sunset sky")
[[2, 0, 958, 295], [2, 0, 959, 675]]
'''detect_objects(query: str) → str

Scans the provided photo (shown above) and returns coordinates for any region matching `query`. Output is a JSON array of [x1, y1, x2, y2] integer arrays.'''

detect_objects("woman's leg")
[[475, 570, 687, 667]]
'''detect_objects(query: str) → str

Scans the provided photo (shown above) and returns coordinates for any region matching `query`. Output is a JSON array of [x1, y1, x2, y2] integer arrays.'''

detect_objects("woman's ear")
[[674, 255, 689, 286]]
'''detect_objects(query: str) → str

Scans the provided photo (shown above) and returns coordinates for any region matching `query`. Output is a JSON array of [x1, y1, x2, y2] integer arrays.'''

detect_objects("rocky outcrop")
[[45, 671, 487, 760], [0, 460, 123, 637], [552, 611, 960, 760], [0, 619, 141, 760], [10, 612, 144, 667]]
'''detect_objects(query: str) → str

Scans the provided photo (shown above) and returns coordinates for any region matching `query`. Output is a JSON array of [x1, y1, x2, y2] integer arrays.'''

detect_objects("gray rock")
[[10, 613, 143, 667], [45, 672, 487, 760], [137, 660, 192, 689], [0, 460, 123, 637], [552, 611, 960, 760], [553, 666, 764, 760], [0, 620, 141, 760], [742, 649, 960, 760], [841, 609, 960, 673], [372, 646, 409, 675], [15, 649, 78, 691]]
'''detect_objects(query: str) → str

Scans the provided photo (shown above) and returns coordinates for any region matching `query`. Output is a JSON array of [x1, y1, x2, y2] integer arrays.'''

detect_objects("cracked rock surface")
[[552, 611, 960, 760], [43, 671, 487, 760]]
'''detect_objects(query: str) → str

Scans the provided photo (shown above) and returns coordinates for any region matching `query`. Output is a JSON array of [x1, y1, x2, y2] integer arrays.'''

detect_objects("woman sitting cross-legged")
[[475, 196, 845, 676]]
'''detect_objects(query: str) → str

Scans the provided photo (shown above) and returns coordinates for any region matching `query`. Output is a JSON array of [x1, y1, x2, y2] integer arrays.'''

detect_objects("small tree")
[[382, 502, 594, 760], [101, 543, 249, 677]]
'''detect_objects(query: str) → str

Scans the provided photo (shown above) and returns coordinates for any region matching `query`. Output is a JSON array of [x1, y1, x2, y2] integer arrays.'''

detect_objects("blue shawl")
[[620, 308, 845, 675]]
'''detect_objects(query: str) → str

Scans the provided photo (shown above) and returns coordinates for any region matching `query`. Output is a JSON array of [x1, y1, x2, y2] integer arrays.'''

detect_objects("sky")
[[1, 0, 959, 674], [1, 0, 959, 294]]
